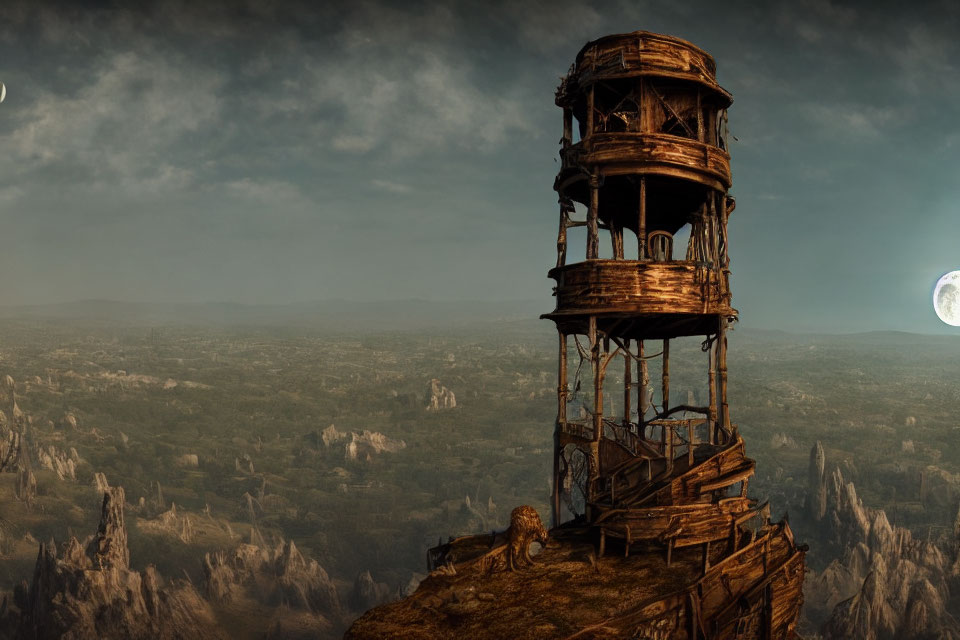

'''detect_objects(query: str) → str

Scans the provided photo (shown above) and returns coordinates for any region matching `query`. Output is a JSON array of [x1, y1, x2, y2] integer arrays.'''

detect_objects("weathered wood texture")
[[344, 29, 804, 640], [548, 259, 733, 317], [596, 496, 754, 548], [557, 31, 732, 106], [558, 524, 805, 640], [542, 29, 804, 640], [560, 133, 731, 189]]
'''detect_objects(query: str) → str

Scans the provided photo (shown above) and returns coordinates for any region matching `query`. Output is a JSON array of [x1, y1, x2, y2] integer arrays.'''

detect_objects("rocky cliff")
[[15, 487, 225, 640], [802, 441, 960, 639]]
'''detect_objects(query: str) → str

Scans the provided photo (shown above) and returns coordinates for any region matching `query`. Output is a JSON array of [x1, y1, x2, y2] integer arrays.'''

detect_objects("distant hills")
[[0, 300, 955, 341], [0, 299, 550, 332]]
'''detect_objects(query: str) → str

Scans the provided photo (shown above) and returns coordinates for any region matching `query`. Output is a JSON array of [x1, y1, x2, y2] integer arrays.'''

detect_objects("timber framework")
[[345, 31, 807, 640], [544, 31, 806, 638]]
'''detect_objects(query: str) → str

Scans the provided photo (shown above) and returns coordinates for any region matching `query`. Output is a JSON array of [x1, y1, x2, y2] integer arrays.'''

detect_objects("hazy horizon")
[[0, 296, 956, 337]]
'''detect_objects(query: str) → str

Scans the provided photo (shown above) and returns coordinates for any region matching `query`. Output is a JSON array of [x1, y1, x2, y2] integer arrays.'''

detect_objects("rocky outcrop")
[[36, 443, 76, 481], [805, 440, 827, 522], [17, 486, 225, 639], [318, 424, 404, 463], [348, 570, 391, 612], [344, 430, 405, 462], [202, 536, 341, 635], [138, 503, 195, 543], [426, 379, 456, 411], [770, 432, 799, 449], [174, 453, 199, 468], [93, 472, 110, 494], [15, 464, 37, 504], [802, 442, 960, 639]]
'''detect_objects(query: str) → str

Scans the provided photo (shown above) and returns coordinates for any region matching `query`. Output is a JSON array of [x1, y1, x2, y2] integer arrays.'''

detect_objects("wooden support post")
[[709, 190, 719, 268], [721, 194, 731, 301], [662, 339, 670, 414], [666, 538, 674, 567], [587, 174, 600, 260], [558, 332, 568, 425], [588, 317, 601, 509], [702, 540, 710, 573], [638, 340, 647, 436], [562, 107, 573, 147], [623, 338, 631, 426], [599, 528, 606, 557], [719, 191, 728, 265], [696, 88, 704, 143], [666, 427, 674, 473], [708, 335, 717, 444], [556, 202, 568, 268], [625, 524, 631, 558], [718, 318, 730, 433], [661, 419, 667, 458], [688, 421, 695, 467], [590, 317, 600, 439], [611, 223, 624, 259], [554, 331, 568, 528], [638, 177, 647, 259]]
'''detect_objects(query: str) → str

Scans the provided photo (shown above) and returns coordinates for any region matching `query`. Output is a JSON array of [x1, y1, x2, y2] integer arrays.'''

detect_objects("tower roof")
[[558, 30, 732, 108]]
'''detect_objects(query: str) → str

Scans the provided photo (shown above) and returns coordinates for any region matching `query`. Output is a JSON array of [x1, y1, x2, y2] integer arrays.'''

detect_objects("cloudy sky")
[[0, 0, 957, 333]]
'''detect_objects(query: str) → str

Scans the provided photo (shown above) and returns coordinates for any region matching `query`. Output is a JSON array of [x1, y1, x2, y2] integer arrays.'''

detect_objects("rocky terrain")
[[8, 487, 224, 640], [799, 441, 960, 638], [0, 318, 958, 637]]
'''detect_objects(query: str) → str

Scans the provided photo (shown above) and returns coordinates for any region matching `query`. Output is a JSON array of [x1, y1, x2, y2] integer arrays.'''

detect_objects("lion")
[[505, 505, 549, 570]]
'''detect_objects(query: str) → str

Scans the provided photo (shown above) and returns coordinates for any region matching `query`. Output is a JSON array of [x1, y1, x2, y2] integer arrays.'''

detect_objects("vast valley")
[[0, 307, 959, 637]]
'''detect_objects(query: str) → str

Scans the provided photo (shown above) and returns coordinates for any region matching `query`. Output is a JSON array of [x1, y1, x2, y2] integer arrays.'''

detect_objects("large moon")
[[934, 271, 960, 326]]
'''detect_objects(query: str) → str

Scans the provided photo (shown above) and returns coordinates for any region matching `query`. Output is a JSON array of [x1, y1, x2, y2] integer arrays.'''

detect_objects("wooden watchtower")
[[547, 32, 740, 527], [347, 31, 807, 640]]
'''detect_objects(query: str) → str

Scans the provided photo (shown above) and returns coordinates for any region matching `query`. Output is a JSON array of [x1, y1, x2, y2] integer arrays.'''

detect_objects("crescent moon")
[[933, 270, 960, 327], [0, 83, 5, 104]]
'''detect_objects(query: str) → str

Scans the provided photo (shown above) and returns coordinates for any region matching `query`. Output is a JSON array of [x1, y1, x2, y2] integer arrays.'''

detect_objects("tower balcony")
[[557, 133, 730, 193], [544, 259, 734, 339]]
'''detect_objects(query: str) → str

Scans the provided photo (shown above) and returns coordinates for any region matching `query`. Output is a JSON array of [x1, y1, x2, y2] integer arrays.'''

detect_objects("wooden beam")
[[638, 340, 647, 437], [638, 177, 647, 259], [556, 200, 569, 268], [696, 88, 704, 143], [623, 338, 631, 427], [587, 174, 600, 260], [662, 338, 670, 415], [611, 223, 624, 259], [554, 331, 568, 528], [708, 335, 717, 444], [588, 317, 601, 512], [718, 318, 730, 433]]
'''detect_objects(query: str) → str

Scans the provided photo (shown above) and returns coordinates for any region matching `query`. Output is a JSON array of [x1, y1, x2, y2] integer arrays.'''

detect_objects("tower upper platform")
[[556, 31, 732, 109]]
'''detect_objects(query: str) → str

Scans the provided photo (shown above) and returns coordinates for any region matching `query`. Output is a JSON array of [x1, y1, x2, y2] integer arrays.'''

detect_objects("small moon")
[[933, 270, 960, 326], [0, 82, 5, 103]]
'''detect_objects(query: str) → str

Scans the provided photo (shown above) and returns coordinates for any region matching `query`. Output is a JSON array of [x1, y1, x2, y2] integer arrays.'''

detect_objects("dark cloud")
[[0, 0, 956, 332]]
